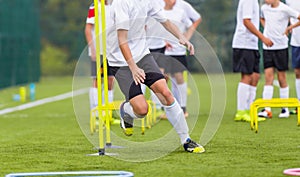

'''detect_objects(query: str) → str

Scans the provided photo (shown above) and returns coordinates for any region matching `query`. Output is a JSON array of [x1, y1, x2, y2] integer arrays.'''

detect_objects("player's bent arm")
[[184, 25, 196, 41], [117, 29, 145, 85], [117, 29, 133, 64], [161, 20, 194, 55], [243, 19, 273, 47], [184, 18, 202, 40], [189, 18, 202, 38], [192, 18, 202, 31], [85, 23, 94, 48], [260, 18, 265, 28], [285, 16, 300, 35]]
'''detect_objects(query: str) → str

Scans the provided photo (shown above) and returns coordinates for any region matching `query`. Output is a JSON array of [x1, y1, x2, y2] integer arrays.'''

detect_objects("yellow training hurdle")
[[90, 100, 157, 136], [250, 98, 300, 133]]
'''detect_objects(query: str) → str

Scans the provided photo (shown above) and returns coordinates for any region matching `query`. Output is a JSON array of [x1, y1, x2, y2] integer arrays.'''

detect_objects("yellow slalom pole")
[[100, 0, 111, 147], [94, 0, 105, 155]]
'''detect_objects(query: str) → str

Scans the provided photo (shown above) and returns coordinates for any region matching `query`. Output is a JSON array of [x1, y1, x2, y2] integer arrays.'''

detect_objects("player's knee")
[[134, 102, 148, 117]]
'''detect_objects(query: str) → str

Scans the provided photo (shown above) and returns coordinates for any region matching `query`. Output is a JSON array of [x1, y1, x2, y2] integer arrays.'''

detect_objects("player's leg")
[[170, 55, 188, 117], [110, 65, 148, 136], [107, 76, 114, 102], [89, 61, 98, 110], [291, 46, 300, 114], [277, 71, 289, 118], [258, 50, 276, 118], [248, 72, 260, 111], [247, 50, 260, 111], [235, 73, 251, 121], [107, 65, 115, 103], [172, 72, 188, 116], [292, 68, 300, 115], [275, 48, 290, 118], [150, 78, 204, 153], [233, 49, 264, 121], [150, 50, 168, 116], [112, 54, 166, 136], [258, 67, 274, 118], [143, 54, 204, 153]]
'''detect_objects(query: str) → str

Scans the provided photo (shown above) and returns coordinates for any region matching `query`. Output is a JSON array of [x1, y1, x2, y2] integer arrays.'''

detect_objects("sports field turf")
[[1, 74, 300, 177]]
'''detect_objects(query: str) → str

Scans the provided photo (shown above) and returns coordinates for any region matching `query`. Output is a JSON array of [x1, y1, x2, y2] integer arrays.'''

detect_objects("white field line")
[[0, 88, 89, 116]]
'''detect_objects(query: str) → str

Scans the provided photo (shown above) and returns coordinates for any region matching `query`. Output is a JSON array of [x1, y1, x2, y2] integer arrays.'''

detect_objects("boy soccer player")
[[286, 0, 300, 115], [163, 0, 195, 118], [258, 0, 300, 118], [107, 0, 205, 153], [232, 0, 273, 122], [153, 0, 202, 118]]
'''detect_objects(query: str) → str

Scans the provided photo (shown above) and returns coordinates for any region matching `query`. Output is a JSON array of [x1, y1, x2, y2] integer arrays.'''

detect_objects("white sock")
[[280, 86, 289, 99], [177, 83, 187, 108], [164, 100, 190, 144], [101, 89, 114, 104], [141, 84, 146, 95], [237, 82, 250, 111], [280, 86, 289, 111], [296, 79, 300, 100], [89, 87, 98, 109], [171, 77, 180, 104], [247, 86, 257, 110], [124, 102, 140, 119], [108, 90, 114, 103], [263, 85, 274, 111], [151, 90, 162, 109], [263, 85, 274, 99]]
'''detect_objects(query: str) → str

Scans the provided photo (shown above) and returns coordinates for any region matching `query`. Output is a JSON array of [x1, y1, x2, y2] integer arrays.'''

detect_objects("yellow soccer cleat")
[[183, 138, 205, 153], [123, 127, 133, 136]]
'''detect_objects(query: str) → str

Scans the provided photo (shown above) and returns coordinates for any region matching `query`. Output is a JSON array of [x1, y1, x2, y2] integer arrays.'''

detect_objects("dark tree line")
[[39, 0, 90, 62]]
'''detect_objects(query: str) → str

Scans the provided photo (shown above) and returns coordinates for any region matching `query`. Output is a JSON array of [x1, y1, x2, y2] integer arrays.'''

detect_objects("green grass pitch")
[[1, 74, 300, 177]]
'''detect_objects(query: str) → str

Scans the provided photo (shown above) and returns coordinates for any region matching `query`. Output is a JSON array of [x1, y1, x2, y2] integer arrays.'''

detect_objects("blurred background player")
[[85, 0, 116, 122], [107, 0, 205, 153], [286, 0, 300, 115], [232, 0, 273, 122], [258, 0, 300, 118], [163, 0, 192, 118], [146, 0, 202, 118], [172, 0, 201, 118]]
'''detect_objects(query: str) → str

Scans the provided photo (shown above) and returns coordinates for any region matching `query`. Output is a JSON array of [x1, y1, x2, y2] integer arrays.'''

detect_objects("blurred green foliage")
[[40, 40, 76, 76], [39, 0, 90, 61]]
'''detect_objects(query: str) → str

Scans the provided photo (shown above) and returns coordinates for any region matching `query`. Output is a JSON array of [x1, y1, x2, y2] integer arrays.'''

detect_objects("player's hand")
[[131, 67, 145, 85], [165, 42, 173, 50], [128, 62, 146, 85], [262, 37, 273, 47], [284, 27, 292, 36], [179, 37, 194, 55]]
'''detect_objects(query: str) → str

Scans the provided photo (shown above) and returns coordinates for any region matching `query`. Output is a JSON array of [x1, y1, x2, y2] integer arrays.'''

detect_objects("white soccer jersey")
[[146, 0, 166, 50], [159, 0, 201, 22], [107, 0, 167, 67], [261, 2, 299, 50], [146, 0, 201, 51], [232, 0, 260, 50], [163, 8, 193, 56], [146, 18, 166, 50], [176, 0, 201, 22], [86, 3, 112, 56], [286, 0, 300, 47]]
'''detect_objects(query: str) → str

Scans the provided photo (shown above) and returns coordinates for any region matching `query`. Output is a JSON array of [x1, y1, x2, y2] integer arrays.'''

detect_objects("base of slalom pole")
[[98, 148, 105, 156]]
